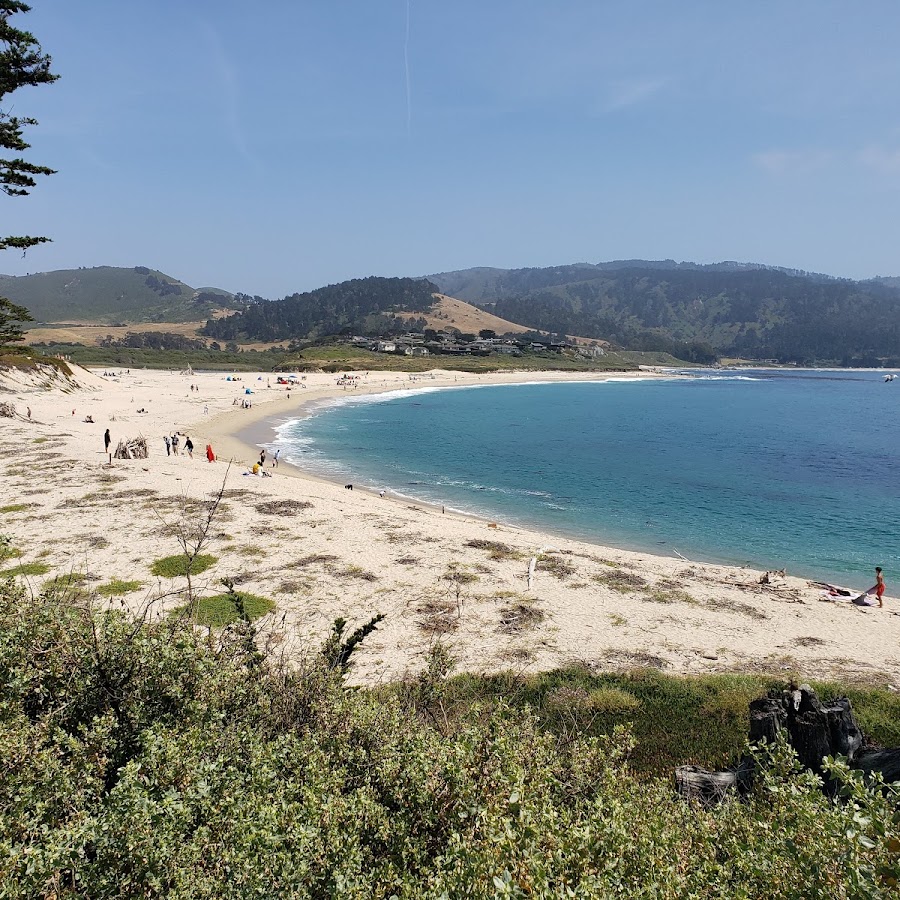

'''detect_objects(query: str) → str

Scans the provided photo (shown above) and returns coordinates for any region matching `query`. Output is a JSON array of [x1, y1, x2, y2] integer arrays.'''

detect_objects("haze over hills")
[[0, 266, 238, 324]]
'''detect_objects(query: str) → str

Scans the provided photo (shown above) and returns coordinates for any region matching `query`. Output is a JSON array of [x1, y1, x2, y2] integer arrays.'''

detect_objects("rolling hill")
[[428, 262, 900, 366], [0, 265, 238, 324]]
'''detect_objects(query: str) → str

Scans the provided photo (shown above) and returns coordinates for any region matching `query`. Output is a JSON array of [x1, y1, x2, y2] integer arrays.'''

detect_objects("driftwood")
[[676, 684, 899, 806], [114, 435, 149, 460]]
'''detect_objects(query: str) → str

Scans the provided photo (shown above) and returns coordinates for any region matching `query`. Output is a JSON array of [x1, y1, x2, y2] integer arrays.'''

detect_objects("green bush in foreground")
[[0, 580, 897, 898], [150, 553, 217, 578]]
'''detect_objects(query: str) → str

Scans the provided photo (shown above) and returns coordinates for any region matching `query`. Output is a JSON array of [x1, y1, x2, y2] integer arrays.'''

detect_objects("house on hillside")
[[376, 341, 396, 353]]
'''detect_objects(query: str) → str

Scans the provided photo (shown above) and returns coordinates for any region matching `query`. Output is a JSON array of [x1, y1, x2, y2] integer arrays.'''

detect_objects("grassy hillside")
[[0, 265, 236, 324]]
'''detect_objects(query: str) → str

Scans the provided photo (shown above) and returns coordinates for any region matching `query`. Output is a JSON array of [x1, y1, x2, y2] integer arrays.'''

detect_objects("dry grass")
[[255, 499, 313, 516], [415, 599, 458, 635], [644, 588, 697, 605], [794, 636, 827, 648], [291, 554, 339, 568], [498, 600, 545, 634], [594, 569, 648, 593], [338, 565, 378, 582], [538, 554, 577, 580], [464, 539, 524, 561]]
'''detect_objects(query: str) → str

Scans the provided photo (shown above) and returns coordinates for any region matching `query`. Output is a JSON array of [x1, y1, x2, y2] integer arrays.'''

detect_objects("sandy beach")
[[2, 362, 898, 687]]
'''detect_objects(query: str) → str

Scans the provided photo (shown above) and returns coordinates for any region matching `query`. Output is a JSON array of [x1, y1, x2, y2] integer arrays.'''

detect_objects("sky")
[[3, 1, 900, 297]]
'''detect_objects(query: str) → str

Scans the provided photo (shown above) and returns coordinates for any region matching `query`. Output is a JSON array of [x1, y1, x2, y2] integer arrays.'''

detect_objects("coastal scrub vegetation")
[[1, 577, 899, 896]]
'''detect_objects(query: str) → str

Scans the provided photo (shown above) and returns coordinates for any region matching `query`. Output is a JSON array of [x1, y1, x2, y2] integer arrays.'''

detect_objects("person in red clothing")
[[875, 567, 886, 608]]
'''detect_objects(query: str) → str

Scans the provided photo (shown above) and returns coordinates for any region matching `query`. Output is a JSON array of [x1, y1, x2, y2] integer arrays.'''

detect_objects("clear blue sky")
[[4, 1, 900, 297]]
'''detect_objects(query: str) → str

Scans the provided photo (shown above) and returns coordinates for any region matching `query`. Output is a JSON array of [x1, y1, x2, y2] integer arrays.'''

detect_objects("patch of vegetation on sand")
[[96, 579, 144, 597], [150, 553, 217, 578], [1, 561, 50, 578], [538, 554, 577, 579], [187, 591, 274, 627], [0, 503, 29, 514], [464, 539, 524, 561], [255, 499, 313, 516], [594, 569, 648, 593], [497, 599, 544, 634]]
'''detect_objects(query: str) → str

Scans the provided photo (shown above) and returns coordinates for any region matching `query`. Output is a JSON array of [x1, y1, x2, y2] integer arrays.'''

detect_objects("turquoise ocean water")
[[273, 370, 900, 584]]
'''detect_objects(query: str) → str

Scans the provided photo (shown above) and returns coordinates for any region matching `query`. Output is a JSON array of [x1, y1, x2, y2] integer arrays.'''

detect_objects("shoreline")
[[204, 369, 669, 538], [3, 362, 898, 687]]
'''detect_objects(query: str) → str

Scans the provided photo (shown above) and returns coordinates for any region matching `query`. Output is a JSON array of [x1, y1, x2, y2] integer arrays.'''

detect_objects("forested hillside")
[[0, 266, 237, 324], [202, 276, 440, 343], [430, 263, 900, 365]]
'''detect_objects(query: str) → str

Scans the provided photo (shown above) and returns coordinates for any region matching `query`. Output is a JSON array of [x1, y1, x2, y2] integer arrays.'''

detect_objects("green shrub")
[[0, 580, 897, 898], [150, 553, 217, 578], [0, 503, 28, 513]]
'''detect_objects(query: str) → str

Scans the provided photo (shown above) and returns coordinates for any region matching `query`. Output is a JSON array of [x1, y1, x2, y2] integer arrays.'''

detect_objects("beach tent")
[[244, 388, 253, 394]]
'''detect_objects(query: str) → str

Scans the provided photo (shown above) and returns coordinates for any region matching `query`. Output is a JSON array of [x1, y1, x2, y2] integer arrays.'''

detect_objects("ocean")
[[273, 370, 900, 584]]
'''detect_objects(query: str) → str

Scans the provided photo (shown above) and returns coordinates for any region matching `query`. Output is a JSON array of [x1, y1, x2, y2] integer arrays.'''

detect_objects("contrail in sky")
[[404, 0, 412, 135]]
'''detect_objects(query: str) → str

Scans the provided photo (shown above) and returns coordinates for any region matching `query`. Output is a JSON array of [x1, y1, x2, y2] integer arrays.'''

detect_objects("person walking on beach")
[[272, 449, 279, 468], [164, 435, 171, 456], [104, 428, 111, 454], [185, 436, 194, 459], [876, 567, 886, 608], [260, 448, 266, 467]]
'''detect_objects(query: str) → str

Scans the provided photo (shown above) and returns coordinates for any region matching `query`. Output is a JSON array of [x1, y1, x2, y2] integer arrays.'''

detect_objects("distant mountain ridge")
[[9, 259, 900, 365], [428, 261, 900, 366], [0, 266, 239, 324]]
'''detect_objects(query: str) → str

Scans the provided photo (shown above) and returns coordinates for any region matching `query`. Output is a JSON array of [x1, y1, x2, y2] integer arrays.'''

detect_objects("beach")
[[3, 362, 898, 687]]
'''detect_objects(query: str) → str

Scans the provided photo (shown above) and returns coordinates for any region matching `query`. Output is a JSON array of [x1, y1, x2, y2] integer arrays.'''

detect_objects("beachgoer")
[[272, 449, 280, 468], [26, 407, 30, 419], [185, 436, 194, 459], [206, 444, 215, 463], [104, 428, 111, 453], [164, 436, 171, 456], [203, 404, 208, 415], [260, 449, 266, 466], [876, 567, 886, 608], [252, 462, 261, 475], [171, 434, 179, 455]]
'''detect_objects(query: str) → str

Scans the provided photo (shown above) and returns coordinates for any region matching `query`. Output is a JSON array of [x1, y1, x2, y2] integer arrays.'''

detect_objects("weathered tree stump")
[[676, 684, 894, 804]]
